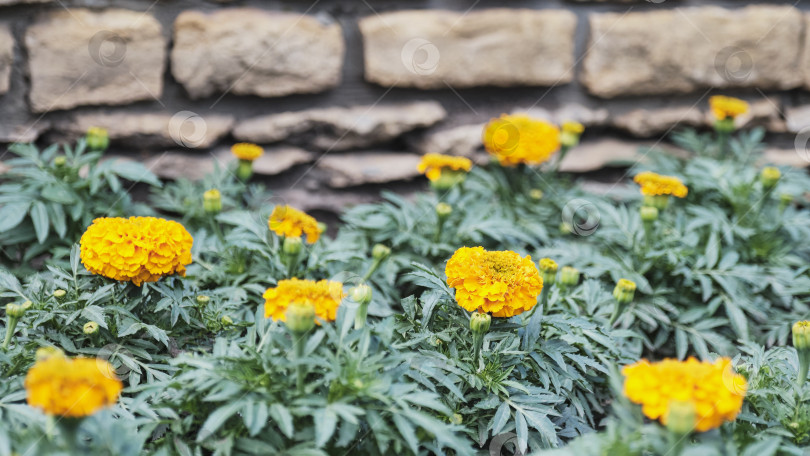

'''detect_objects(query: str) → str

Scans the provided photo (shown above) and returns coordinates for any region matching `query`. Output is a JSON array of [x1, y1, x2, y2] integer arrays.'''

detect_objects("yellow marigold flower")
[[709, 96, 749, 120], [633, 171, 688, 198], [269, 205, 323, 244], [231, 143, 264, 161], [25, 355, 123, 417], [417, 153, 473, 181], [80, 217, 193, 286], [482, 114, 560, 167], [622, 357, 746, 432], [262, 278, 345, 323], [445, 246, 543, 318]]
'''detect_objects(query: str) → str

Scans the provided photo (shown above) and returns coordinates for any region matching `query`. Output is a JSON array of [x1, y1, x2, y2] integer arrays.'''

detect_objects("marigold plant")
[[269, 205, 323, 244], [417, 153, 473, 181], [80, 216, 193, 286], [482, 114, 560, 167], [622, 357, 746, 432], [263, 278, 345, 322], [445, 246, 543, 317], [231, 143, 264, 161], [25, 353, 123, 417], [633, 171, 688, 198], [709, 96, 749, 120]]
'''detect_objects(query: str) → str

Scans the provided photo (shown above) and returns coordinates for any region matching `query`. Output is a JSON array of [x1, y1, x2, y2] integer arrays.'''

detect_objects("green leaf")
[[196, 401, 243, 442], [30, 201, 49, 243], [313, 407, 337, 448], [0, 202, 30, 232], [269, 403, 294, 439]]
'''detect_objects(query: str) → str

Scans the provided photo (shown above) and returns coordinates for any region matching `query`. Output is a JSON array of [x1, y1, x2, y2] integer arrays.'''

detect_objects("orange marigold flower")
[[269, 205, 323, 244], [262, 278, 345, 323], [709, 96, 749, 120], [80, 217, 193, 286], [633, 171, 688, 198], [25, 353, 123, 417], [482, 114, 560, 167], [622, 357, 746, 432], [231, 143, 264, 161], [445, 246, 543, 318], [417, 153, 473, 181]]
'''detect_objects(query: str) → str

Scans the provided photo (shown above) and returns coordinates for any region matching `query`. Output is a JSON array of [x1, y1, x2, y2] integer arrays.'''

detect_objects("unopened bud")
[[282, 237, 303, 257], [613, 279, 636, 305], [196, 295, 210, 306], [350, 284, 373, 306], [760, 167, 781, 190], [643, 195, 670, 211], [538, 258, 558, 285], [640, 206, 659, 223], [793, 321, 810, 351], [53, 289, 66, 299], [436, 202, 452, 218], [203, 189, 222, 214], [83, 321, 99, 335], [286, 302, 316, 333], [560, 121, 584, 148], [20, 301, 32, 311], [529, 189, 544, 201], [54, 156, 67, 168], [221, 315, 234, 326], [35, 346, 65, 361], [430, 170, 467, 191], [372, 244, 391, 261], [5, 303, 25, 318], [665, 400, 697, 436], [451, 413, 463, 425], [470, 311, 491, 335], [86, 126, 109, 151], [559, 266, 580, 288]]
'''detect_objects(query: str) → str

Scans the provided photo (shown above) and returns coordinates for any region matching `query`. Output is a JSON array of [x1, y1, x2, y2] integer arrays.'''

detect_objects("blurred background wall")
[[0, 0, 808, 215]]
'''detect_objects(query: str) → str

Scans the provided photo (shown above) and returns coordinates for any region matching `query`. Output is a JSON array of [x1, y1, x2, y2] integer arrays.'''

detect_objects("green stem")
[[472, 332, 483, 368], [293, 331, 306, 394], [553, 146, 571, 173], [362, 257, 384, 282], [798, 353, 810, 388], [716, 131, 729, 158], [209, 217, 225, 244], [608, 302, 624, 328], [668, 431, 686, 456], [643, 220, 654, 252], [2, 316, 19, 350], [354, 302, 369, 330]]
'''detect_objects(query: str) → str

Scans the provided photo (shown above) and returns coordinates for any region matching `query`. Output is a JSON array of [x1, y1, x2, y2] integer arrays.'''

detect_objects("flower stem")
[[354, 302, 369, 330], [472, 331, 484, 368], [2, 316, 19, 350], [293, 331, 307, 394]]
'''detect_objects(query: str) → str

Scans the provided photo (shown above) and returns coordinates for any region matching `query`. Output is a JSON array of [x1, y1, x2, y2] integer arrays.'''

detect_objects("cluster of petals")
[[633, 171, 688, 198], [483, 114, 561, 167], [263, 278, 345, 322]]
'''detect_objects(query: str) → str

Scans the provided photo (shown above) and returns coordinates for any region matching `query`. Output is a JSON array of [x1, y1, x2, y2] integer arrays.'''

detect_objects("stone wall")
[[1, 0, 809, 214]]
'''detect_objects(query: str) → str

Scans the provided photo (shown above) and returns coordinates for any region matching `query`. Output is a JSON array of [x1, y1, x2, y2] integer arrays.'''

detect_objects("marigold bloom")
[[25, 354, 123, 417], [80, 217, 193, 286], [263, 278, 345, 323], [417, 153, 473, 181], [623, 357, 746, 432], [709, 96, 749, 120], [231, 143, 264, 161], [633, 171, 688, 198], [482, 114, 560, 167], [445, 246, 543, 318], [269, 205, 323, 244]]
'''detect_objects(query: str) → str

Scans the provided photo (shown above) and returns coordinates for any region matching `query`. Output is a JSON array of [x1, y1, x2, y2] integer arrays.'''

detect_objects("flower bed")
[[1, 98, 809, 455]]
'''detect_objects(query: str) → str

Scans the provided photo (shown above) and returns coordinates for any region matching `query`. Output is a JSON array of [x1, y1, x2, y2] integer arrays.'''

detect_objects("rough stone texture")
[[735, 99, 785, 132], [172, 9, 344, 99], [275, 188, 380, 214], [0, 120, 50, 143], [803, 13, 810, 90], [25, 8, 165, 112], [145, 146, 313, 181], [360, 9, 576, 89], [613, 107, 705, 137], [0, 25, 12, 94], [0, 0, 51, 5], [762, 149, 810, 169], [234, 101, 447, 151], [785, 105, 810, 133], [59, 112, 234, 149], [212, 146, 315, 175], [559, 139, 643, 173], [582, 6, 804, 97], [416, 124, 484, 158], [318, 152, 422, 187]]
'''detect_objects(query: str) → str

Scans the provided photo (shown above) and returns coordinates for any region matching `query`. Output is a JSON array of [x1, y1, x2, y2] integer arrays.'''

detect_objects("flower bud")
[[35, 346, 65, 361], [236, 160, 254, 181], [54, 156, 67, 168], [613, 279, 636, 305], [665, 400, 697, 436], [643, 195, 669, 211], [436, 202, 452, 218], [538, 258, 558, 286], [286, 302, 316, 333], [372, 244, 391, 261], [6, 303, 25, 319], [560, 121, 584, 148], [221, 315, 234, 326], [470, 311, 491, 335], [196, 295, 210, 306], [714, 117, 736, 134], [559, 266, 580, 288], [430, 170, 467, 191], [350, 284, 373, 306], [83, 321, 99, 335], [203, 189, 222, 214], [283, 236, 303, 256], [20, 301, 32, 311], [53, 289, 66, 299], [760, 167, 780, 190], [559, 222, 572, 235], [795, 321, 810, 387], [451, 413, 463, 425], [316, 222, 328, 234], [640, 206, 659, 223], [86, 126, 109, 151], [529, 189, 544, 201]]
